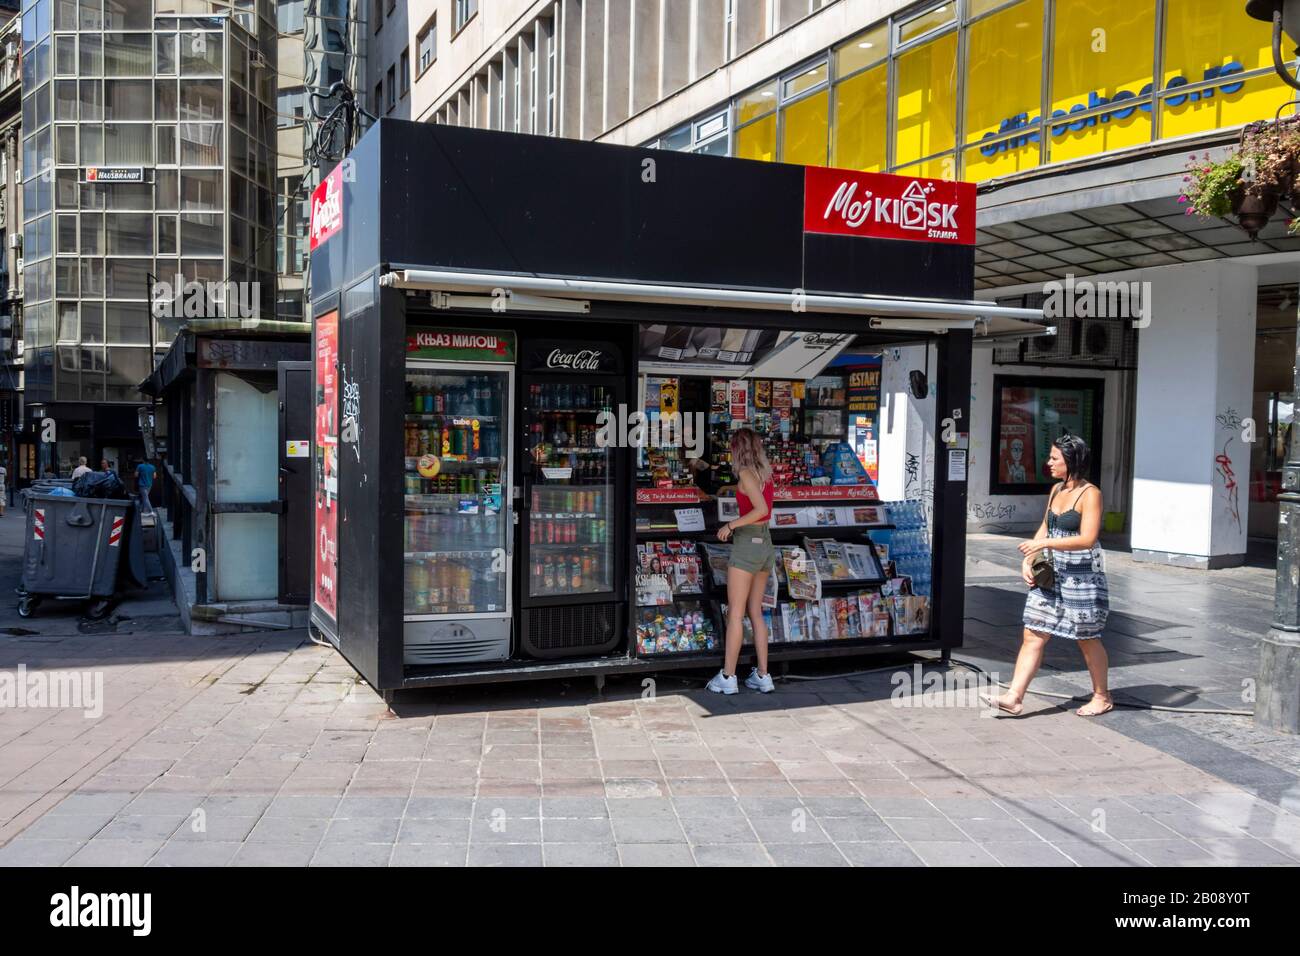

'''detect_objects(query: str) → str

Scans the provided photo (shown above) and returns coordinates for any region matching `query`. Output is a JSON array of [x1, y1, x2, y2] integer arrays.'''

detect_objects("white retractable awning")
[[379, 269, 1046, 334]]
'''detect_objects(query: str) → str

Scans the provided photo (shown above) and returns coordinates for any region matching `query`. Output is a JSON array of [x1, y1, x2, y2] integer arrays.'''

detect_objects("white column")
[[1131, 260, 1256, 568]]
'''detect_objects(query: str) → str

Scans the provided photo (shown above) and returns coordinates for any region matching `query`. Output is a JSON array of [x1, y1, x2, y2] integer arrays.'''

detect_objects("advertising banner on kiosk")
[[314, 309, 339, 622]]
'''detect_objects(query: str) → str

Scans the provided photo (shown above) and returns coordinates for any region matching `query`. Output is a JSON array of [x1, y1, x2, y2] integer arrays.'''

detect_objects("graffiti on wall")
[[340, 366, 362, 462], [1214, 409, 1242, 533]]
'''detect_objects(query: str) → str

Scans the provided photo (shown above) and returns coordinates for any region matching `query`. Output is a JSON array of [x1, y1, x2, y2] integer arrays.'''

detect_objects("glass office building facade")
[[19, 0, 276, 413], [646, 0, 1288, 184]]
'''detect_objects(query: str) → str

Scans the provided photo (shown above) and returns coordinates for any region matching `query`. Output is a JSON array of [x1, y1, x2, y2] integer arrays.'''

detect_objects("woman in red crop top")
[[709, 428, 776, 695]]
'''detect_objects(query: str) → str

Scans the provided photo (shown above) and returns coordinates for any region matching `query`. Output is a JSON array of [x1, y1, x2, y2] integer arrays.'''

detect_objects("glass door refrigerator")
[[402, 331, 515, 665], [519, 342, 627, 658]]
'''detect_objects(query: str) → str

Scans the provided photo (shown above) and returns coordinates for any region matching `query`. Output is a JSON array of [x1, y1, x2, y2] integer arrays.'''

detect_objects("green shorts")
[[730, 524, 775, 573]]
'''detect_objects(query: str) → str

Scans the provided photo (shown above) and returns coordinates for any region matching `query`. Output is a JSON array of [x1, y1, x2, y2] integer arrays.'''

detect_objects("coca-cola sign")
[[525, 340, 621, 373], [803, 166, 975, 245], [547, 348, 602, 370], [309, 164, 344, 250]]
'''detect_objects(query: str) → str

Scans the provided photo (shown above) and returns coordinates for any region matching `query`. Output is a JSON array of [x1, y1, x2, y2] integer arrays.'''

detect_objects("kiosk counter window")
[[633, 325, 932, 659]]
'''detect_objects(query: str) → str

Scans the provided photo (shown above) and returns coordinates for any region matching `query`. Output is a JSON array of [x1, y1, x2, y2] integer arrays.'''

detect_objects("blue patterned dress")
[[1022, 488, 1109, 641]]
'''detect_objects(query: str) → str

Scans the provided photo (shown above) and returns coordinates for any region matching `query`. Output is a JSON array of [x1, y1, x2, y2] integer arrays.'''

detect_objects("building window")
[[372, 0, 382, 33], [494, 59, 505, 129], [831, 25, 888, 172], [400, 47, 410, 96], [511, 50, 521, 133], [545, 24, 557, 134], [454, 0, 478, 35], [373, 81, 382, 117], [278, 0, 304, 34], [529, 38, 538, 134], [989, 375, 1104, 495], [417, 16, 436, 75], [386, 65, 396, 112], [962, 0, 1043, 182]]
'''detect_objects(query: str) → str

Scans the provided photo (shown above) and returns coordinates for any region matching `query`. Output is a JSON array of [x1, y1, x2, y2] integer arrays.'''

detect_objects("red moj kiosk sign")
[[803, 166, 976, 245]]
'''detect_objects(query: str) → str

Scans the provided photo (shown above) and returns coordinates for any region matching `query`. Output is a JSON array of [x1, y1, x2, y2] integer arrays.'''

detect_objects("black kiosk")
[[308, 119, 1042, 696]]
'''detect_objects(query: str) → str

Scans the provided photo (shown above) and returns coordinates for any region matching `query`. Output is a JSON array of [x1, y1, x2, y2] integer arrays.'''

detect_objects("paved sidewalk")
[[0, 514, 1297, 866], [963, 534, 1300, 811]]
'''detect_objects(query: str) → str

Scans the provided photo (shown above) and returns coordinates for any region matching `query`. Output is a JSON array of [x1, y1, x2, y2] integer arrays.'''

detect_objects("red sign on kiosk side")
[[803, 166, 976, 245], [309, 164, 344, 250]]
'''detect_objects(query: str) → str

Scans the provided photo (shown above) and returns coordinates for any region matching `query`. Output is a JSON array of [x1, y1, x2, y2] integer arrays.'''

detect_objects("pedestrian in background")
[[71, 456, 91, 480], [984, 435, 1112, 717]]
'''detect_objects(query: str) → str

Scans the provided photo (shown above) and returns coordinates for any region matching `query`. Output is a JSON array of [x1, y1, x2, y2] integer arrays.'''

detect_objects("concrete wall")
[[1130, 260, 1257, 567]]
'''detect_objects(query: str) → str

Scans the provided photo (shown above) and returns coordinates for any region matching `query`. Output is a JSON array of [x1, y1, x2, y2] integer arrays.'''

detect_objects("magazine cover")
[[781, 603, 807, 642], [772, 509, 801, 528], [781, 547, 822, 601], [805, 538, 853, 580], [805, 601, 832, 641], [754, 379, 772, 408], [843, 543, 885, 582], [857, 591, 892, 637], [668, 556, 702, 593], [635, 572, 673, 606], [700, 543, 731, 587], [852, 505, 885, 525], [763, 568, 778, 609], [893, 595, 930, 635]]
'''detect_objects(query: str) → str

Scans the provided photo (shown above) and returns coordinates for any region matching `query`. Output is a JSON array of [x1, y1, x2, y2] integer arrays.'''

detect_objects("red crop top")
[[736, 479, 774, 523]]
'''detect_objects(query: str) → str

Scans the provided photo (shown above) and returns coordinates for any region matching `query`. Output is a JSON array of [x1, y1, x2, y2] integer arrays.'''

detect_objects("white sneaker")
[[706, 670, 738, 695], [744, 667, 775, 693]]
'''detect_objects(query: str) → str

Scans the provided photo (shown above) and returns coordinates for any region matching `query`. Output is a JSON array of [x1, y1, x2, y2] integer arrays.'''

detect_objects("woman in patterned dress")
[[985, 435, 1112, 717]]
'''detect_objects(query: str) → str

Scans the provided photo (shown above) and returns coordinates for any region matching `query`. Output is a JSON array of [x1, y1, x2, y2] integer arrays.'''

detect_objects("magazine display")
[[699, 543, 731, 587], [768, 505, 888, 530], [803, 537, 884, 583], [857, 591, 893, 637], [637, 540, 703, 597], [779, 546, 821, 601]]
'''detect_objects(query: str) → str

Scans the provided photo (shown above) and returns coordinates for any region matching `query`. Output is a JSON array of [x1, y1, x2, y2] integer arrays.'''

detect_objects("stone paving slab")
[[1, 516, 1299, 866]]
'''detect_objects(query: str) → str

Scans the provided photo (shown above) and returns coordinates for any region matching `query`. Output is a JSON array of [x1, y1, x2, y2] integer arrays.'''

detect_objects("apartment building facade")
[[17, 0, 277, 476]]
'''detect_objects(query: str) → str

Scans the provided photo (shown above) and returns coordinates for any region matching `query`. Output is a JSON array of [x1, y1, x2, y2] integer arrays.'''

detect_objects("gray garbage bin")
[[18, 492, 136, 619]]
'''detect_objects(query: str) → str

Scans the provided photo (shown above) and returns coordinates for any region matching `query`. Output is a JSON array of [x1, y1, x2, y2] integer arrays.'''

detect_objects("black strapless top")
[[1047, 483, 1090, 534], [1048, 508, 1082, 534]]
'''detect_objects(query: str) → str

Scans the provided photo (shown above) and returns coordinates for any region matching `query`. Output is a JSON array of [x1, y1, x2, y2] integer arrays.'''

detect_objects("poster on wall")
[[991, 376, 1103, 495], [314, 309, 339, 621], [843, 360, 882, 482], [997, 385, 1037, 485]]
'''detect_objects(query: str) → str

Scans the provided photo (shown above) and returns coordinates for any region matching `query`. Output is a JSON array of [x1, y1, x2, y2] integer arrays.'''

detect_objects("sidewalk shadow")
[[386, 651, 934, 718]]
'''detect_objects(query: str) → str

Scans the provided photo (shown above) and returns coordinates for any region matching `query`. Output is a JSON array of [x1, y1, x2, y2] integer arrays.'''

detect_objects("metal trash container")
[[18, 492, 137, 619]]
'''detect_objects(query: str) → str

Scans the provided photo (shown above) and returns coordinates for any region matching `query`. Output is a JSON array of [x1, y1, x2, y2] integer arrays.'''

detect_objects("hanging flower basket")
[[1181, 115, 1300, 239]]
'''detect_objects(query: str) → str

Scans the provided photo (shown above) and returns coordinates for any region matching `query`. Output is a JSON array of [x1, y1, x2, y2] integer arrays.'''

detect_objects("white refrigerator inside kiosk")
[[401, 328, 516, 664]]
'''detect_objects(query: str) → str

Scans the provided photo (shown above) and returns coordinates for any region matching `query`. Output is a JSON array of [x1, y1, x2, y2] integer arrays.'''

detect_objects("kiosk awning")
[[379, 269, 1045, 335]]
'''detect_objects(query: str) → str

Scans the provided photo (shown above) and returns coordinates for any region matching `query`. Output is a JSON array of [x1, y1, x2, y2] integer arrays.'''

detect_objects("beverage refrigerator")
[[402, 349, 514, 665], [518, 341, 628, 658]]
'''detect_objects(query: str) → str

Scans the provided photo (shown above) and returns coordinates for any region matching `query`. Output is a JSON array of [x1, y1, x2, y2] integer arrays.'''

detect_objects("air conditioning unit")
[[1078, 319, 1115, 359], [1026, 318, 1072, 364], [8, 233, 20, 249]]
